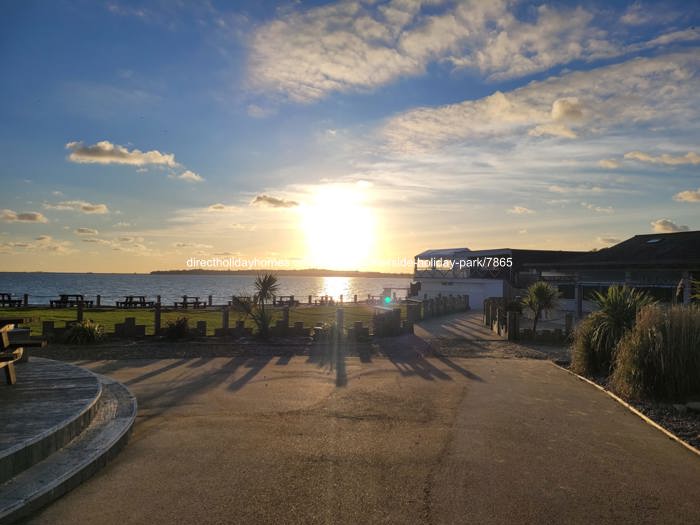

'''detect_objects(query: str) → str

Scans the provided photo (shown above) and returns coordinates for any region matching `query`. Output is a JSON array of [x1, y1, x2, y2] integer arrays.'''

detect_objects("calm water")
[[0, 273, 412, 306]]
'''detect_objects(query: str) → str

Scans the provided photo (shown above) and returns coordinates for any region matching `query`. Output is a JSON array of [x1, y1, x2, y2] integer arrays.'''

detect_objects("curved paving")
[[0, 358, 102, 483]]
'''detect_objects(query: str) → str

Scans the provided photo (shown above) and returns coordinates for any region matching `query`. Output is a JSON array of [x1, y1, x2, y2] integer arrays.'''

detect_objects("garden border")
[[550, 361, 700, 459]]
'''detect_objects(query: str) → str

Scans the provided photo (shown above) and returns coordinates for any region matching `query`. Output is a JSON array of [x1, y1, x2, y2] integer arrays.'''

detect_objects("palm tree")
[[230, 273, 280, 338], [522, 281, 559, 332], [588, 285, 655, 373]]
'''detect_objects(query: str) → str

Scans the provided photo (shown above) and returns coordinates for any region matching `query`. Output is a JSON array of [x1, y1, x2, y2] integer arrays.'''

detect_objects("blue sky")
[[1, 0, 699, 272]]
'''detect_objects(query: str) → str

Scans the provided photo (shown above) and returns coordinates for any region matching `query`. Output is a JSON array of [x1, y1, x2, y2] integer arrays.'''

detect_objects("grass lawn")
[[0, 304, 405, 336]]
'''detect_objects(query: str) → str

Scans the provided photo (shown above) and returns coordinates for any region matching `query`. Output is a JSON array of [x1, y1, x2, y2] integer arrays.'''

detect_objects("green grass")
[[0, 304, 405, 337]]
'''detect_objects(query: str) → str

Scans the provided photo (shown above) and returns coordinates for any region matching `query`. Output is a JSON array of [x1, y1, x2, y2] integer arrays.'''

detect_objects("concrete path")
[[414, 310, 501, 341], [22, 350, 700, 525]]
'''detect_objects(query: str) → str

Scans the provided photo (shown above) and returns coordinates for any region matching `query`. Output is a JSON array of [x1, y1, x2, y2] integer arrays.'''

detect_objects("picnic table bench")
[[50, 294, 93, 308], [173, 296, 206, 309], [1, 323, 46, 385], [272, 295, 299, 307], [116, 295, 155, 308], [0, 293, 23, 307]]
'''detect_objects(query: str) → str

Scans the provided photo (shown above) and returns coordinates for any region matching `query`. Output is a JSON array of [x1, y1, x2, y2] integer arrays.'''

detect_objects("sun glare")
[[299, 186, 376, 270]]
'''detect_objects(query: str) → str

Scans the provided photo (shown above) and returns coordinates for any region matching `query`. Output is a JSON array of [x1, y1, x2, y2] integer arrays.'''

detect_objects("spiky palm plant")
[[586, 285, 655, 374], [522, 281, 560, 333], [230, 273, 279, 338]]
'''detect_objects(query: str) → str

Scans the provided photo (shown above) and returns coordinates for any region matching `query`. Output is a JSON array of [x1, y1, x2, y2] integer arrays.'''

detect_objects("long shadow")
[[125, 358, 190, 386], [228, 355, 274, 391], [89, 358, 160, 376], [431, 354, 484, 382]]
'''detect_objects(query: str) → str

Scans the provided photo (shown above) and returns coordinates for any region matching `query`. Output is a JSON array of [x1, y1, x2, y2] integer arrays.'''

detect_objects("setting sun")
[[299, 185, 376, 270]]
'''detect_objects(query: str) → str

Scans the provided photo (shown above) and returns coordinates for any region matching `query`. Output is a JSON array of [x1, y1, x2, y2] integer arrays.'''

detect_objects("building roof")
[[531, 231, 700, 270]]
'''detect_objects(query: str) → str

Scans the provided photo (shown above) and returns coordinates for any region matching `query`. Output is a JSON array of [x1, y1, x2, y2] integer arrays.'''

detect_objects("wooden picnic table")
[[0, 293, 22, 308], [173, 296, 206, 309], [116, 295, 155, 308], [272, 295, 299, 307], [50, 294, 93, 308]]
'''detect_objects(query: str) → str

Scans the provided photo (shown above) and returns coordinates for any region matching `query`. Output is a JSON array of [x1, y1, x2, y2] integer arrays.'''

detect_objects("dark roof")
[[530, 231, 700, 270]]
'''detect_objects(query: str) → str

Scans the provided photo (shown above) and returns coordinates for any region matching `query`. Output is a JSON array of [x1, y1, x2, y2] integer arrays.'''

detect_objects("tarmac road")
[[22, 345, 700, 524]]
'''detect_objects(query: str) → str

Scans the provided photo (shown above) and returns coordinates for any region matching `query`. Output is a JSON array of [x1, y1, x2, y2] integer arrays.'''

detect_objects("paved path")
[[22, 345, 700, 524], [414, 310, 501, 341]]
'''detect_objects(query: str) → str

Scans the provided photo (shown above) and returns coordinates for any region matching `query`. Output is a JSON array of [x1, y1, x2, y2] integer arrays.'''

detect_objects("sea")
[[0, 273, 412, 306]]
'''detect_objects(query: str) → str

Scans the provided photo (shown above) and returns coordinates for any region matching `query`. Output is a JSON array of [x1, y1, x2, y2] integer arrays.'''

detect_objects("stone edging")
[[549, 361, 700, 459]]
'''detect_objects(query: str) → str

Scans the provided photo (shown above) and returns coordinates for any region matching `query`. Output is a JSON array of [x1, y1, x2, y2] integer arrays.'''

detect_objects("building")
[[411, 247, 582, 309], [412, 231, 699, 313]]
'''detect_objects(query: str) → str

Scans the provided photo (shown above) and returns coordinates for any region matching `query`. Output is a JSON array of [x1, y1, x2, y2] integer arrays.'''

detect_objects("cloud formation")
[[507, 206, 534, 214], [673, 188, 700, 202], [173, 170, 205, 183], [250, 194, 299, 208], [0, 209, 49, 223], [650, 218, 689, 233], [624, 150, 700, 166], [383, 51, 699, 152], [247, 0, 697, 102], [598, 159, 621, 169], [75, 227, 99, 235], [66, 140, 179, 167], [45, 200, 109, 214]]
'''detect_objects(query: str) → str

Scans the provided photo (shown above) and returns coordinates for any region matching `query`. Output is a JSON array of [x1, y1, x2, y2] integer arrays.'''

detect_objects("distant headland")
[[150, 268, 412, 278]]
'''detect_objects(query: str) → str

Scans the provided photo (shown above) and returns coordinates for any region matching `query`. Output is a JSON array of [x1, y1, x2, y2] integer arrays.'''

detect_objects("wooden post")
[[282, 306, 290, 328], [208, 294, 213, 306], [96, 294, 101, 307], [154, 302, 161, 334], [23, 293, 28, 306], [183, 295, 188, 309], [339, 294, 343, 304], [77, 301, 84, 323], [157, 295, 161, 304], [565, 313, 573, 334], [222, 307, 229, 332], [308, 295, 312, 305], [336, 308, 344, 341], [353, 294, 357, 303]]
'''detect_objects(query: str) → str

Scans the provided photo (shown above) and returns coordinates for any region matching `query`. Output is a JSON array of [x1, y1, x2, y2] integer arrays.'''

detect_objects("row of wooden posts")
[[42, 294, 471, 340], [482, 297, 574, 342]]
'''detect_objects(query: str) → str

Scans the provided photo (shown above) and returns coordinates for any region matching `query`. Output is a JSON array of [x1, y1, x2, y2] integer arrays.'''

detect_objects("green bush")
[[571, 285, 654, 376], [63, 320, 105, 344], [612, 305, 700, 401], [165, 316, 189, 340]]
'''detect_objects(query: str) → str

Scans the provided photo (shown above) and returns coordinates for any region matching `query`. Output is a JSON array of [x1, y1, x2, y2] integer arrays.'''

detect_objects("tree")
[[230, 273, 280, 338], [522, 281, 560, 333]]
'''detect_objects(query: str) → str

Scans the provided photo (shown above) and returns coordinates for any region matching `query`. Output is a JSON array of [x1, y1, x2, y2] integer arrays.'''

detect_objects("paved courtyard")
[[21, 313, 700, 524]]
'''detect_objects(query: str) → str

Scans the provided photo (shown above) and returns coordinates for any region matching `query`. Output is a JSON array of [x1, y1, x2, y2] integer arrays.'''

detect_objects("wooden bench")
[[50, 294, 93, 308], [0, 293, 23, 307], [116, 295, 155, 308], [1, 324, 24, 385]]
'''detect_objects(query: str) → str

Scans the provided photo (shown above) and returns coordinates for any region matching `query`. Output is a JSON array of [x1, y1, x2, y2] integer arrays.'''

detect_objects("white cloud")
[[651, 218, 689, 233], [173, 170, 205, 183], [507, 206, 534, 215], [0, 209, 49, 223], [45, 200, 109, 214], [1, 235, 72, 254], [383, 51, 700, 152], [250, 194, 299, 208], [598, 159, 621, 169], [581, 202, 614, 214], [75, 227, 98, 235], [624, 150, 700, 166], [247, 1, 697, 103], [597, 236, 621, 245], [207, 203, 239, 212], [673, 188, 700, 202], [66, 140, 179, 167]]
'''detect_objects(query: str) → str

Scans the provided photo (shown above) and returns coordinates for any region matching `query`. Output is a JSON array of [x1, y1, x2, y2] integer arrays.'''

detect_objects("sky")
[[1, 0, 699, 273]]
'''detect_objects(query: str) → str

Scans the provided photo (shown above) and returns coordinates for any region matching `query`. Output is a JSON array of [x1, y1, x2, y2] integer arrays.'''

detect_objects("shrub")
[[230, 273, 279, 338], [165, 316, 189, 340], [521, 282, 559, 332], [612, 305, 700, 401], [63, 320, 104, 344], [571, 285, 655, 376]]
